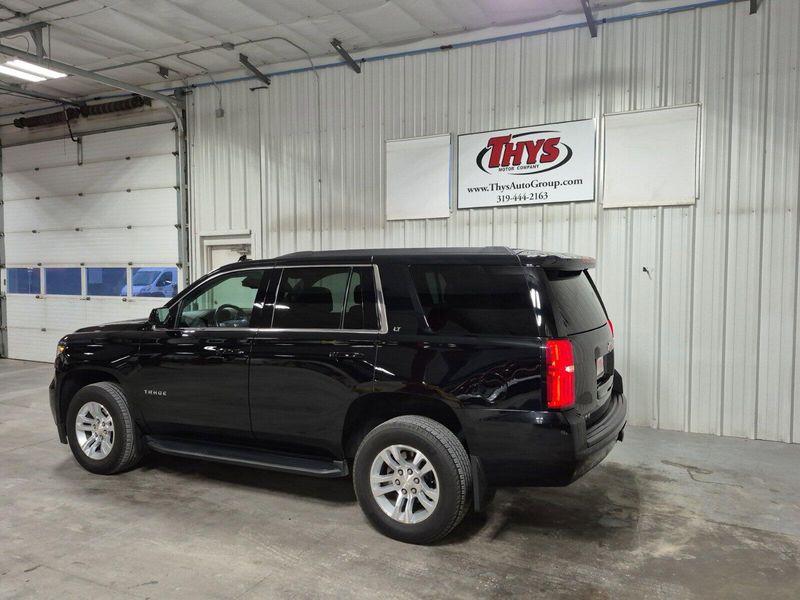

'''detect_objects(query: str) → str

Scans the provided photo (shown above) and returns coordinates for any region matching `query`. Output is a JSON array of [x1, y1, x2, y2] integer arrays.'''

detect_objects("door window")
[[177, 270, 265, 328], [342, 267, 380, 330], [272, 266, 380, 331]]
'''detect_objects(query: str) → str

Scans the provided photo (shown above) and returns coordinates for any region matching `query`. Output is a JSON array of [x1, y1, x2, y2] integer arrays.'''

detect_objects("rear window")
[[545, 270, 607, 335], [410, 264, 537, 337]]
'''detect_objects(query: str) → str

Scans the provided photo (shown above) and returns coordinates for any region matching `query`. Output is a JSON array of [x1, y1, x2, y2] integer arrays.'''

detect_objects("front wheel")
[[353, 415, 472, 544], [66, 382, 143, 475]]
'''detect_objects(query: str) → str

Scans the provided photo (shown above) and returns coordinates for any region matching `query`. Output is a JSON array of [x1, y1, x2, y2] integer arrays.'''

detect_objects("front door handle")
[[329, 351, 364, 359]]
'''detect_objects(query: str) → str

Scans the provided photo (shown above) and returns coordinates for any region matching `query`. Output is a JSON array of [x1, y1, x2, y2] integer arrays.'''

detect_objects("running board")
[[144, 436, 348, 478]]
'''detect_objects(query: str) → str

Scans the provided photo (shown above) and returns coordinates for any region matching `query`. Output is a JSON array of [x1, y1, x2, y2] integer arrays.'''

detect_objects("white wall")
[[188, 0, 800, 443]]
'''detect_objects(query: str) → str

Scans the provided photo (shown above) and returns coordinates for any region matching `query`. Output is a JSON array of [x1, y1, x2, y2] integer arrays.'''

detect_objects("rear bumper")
[[462, 392, 627, 487]]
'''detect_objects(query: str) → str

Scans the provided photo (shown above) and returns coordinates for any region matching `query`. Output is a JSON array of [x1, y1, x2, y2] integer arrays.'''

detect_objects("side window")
[[410, 264, 538, 337], [177, 270, 264, 328], [343, 267, 379, 330], [271, 266, 347, 330]]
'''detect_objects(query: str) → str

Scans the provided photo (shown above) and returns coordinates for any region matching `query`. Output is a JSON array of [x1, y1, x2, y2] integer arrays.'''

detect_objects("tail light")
[[607, 319, 614, 337], [545, 339, 575, 410]]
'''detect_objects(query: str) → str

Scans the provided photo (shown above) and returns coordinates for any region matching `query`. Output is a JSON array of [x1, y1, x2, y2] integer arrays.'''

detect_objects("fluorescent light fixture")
[[6, 59, 67, 79], [0, 64, 45, 82]]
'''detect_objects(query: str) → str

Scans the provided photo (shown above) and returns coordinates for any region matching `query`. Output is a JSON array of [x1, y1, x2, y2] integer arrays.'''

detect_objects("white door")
[[0, 123, 182, 362], [209, 245, 249, 271]]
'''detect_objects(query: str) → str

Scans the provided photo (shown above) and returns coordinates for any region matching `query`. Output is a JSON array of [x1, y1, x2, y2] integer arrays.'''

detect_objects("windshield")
[[132, 270, 160, 286]]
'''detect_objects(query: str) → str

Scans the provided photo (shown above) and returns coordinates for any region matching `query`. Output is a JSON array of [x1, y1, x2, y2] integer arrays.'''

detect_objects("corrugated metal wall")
[[188, 0, 800, 443]]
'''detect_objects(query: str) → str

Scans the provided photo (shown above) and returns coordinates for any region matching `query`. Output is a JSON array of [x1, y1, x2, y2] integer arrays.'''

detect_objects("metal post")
[[0, 146, 7, 357], [174, 101, 190, 288]]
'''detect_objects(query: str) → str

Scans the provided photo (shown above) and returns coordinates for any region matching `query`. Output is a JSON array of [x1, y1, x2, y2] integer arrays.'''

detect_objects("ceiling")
[[0, 0, 709, 111]]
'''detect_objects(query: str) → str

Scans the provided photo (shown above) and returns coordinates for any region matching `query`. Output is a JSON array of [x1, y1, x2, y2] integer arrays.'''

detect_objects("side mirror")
[[148, 307, 171, 328]]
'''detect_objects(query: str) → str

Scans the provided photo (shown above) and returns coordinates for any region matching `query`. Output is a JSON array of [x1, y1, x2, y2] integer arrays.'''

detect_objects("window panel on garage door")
[[6, 268, 40, 294]]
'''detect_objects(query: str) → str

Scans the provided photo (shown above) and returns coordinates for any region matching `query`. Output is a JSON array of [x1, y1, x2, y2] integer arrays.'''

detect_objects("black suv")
[[50, 247, 626, 543]]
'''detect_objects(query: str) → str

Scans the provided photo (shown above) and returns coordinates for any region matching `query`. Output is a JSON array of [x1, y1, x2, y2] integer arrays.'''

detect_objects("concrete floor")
[[1, 358, 799, 600]]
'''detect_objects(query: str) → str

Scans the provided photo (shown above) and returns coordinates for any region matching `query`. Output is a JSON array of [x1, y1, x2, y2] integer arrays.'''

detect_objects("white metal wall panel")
[[2, 124, 179, 362], [80, 124, 177, 163], [4, 228, 177, 265], [2, 123, 177, 171], [4, 189, 177, 232], [6, 297, 166, 363], [2, 139, 85, 171], [188, 0, 800, 442], [759, 0, 800, 443], [722, 1, 768, 440], [3, 155, 175, 201]]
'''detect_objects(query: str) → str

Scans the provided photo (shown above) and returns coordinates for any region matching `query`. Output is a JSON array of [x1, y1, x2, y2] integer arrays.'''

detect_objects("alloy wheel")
[[74, 401, 115, 460], [369, 444, 439, 524]]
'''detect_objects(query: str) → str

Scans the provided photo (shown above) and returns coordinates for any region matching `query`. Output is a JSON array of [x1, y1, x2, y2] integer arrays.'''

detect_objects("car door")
[[249, 264, 383, 457], [132, 266, 270, 441]]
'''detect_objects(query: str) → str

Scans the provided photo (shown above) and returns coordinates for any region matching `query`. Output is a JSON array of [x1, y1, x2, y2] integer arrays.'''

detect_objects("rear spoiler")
[[515, 250, 596, 271]]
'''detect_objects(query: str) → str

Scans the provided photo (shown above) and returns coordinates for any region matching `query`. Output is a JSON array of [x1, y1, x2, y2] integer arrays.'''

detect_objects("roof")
[[278, 246, 515, 259], [217, 246, 595, 270]]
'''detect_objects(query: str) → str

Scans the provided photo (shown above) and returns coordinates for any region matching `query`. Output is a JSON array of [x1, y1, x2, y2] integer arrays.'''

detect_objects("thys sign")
[[457, 119, 595, 208]]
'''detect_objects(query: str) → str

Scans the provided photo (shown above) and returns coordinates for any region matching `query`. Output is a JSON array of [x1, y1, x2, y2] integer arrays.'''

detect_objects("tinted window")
[[410, 264, 537, 336], [45, 268, 81, 295], [6, 268, 40, 294], [131, 267, 178, 298], [87, 267, 127, 297], [343, 267, 380, 330], [545, 270, 607, 335], [177, 270, 264, 328], [273, 267, 350, 330]]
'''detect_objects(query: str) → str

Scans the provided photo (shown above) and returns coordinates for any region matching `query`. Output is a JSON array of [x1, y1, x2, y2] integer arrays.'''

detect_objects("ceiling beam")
[[0, 22, 47, 56], [0, 30, 181, 109], [0, 82, 80, 106], [578, 0, 598, 38]]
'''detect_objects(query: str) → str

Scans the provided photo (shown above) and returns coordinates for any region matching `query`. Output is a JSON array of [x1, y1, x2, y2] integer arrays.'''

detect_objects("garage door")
[[0, 123, 182, 362]]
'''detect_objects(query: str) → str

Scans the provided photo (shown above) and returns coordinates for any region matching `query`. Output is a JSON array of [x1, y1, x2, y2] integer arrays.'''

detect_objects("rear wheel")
[[353, 415, 471, 544], [66, 382, 143, 475]]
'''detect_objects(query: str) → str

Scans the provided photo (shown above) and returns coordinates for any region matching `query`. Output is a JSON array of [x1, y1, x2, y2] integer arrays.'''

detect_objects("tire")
[[353, 415, 471, 544], [66, 382, 143, 475]]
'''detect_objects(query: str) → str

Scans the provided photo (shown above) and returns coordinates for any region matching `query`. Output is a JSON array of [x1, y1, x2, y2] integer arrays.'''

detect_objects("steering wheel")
[[214, 303, 245, 326]]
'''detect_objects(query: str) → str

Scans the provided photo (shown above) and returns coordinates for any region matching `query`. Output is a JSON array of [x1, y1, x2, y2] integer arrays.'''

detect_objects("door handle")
[[329, 351, 364, 359]]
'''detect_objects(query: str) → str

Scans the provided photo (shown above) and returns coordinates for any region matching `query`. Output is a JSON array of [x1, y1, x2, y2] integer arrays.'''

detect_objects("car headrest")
[[352, 284, 362, 304], [302, 286, 333, 312]]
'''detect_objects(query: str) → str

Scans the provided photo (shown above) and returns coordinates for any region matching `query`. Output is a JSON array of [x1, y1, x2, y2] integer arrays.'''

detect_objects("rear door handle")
[[329, 351, 364, 359]]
